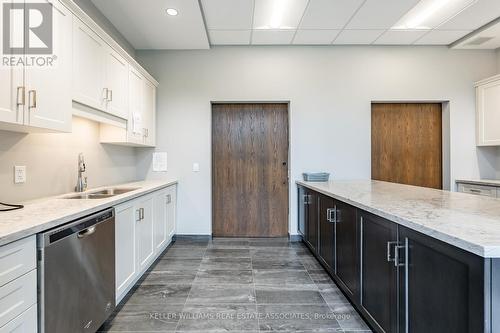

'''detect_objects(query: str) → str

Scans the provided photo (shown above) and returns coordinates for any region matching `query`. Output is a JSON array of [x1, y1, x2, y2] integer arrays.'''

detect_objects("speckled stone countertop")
[[0, 180, 177, 247], [456, 179, 500, 187], [297, 180, 500, 258]]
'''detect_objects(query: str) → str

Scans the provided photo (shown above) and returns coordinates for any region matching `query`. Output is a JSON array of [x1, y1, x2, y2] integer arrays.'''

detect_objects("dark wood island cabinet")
[[297, 182, 499, 333]]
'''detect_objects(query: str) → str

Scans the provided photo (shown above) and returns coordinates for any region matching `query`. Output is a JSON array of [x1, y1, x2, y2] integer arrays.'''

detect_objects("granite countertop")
[[297, 180, 500, 258], [0, 180, 177, 247], [456, 179, 500, 187]]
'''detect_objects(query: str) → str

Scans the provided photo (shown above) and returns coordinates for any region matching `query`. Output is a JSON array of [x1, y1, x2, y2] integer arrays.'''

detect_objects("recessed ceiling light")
[[166, 8, 178, 16], [392, 0, 475, 30], [253, 0, 308, 30]]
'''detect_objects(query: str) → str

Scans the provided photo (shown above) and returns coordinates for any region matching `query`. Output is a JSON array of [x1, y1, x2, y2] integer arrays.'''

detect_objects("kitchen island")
[[297, 180, 500, 333]]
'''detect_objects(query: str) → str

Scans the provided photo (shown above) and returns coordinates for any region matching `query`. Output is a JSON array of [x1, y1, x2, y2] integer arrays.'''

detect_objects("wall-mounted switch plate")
[[14, 166, 26, 184], [193, 163, 200, 172]]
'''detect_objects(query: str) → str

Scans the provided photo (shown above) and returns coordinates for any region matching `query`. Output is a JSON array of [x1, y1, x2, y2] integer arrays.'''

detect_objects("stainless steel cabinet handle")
[[136, 209, 141, 221], [166, 194, 172, 204], [109, 89, 113, 102], [333, 206, 338, 223], [16, 86, 25, 106], [141, 208, 145, 220], [394, 243, 407, 267], [77, 226, 96, 238], [103, 88, 109, 101], [327, 208, 336, 223], [28, 90, 37, 109], [469, 189, 481, 193], [386, 241, 399, 262]]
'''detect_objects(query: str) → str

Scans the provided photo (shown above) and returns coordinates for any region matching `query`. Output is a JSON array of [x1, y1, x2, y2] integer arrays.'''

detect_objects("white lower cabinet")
[[0, 304, 37, 333], [135, 196, 154, 272], [114, 185, 177, 303], [0, 235, 37, 332], [114, 203, 137, 300]]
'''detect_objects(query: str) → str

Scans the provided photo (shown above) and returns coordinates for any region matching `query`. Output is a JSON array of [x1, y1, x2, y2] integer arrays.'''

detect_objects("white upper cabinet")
[[127, 67, 144, 144], [0, 0, 72, 133], [476, 75, 500, 146], [73, 18, 107, 112], [25, 0, 72, 132], [143, 78, 156, 147], [105, 49, 129, 119]]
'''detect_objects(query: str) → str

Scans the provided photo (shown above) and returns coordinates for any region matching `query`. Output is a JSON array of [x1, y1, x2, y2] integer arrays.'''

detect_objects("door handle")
[[386, 241, 399, 262], [394, 243, 407, 267], [77, 226, 96, 238], [140, 208, 145, 220], [16, 86, 25, 106], [166, 194, 172, 204], [327, 208, 336, 223], [28, 90, 37, 109]]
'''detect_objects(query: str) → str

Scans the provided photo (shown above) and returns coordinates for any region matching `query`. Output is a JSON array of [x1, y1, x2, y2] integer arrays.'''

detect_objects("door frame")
[[209, 101, 291, 237], [370, 100, 451, 190]]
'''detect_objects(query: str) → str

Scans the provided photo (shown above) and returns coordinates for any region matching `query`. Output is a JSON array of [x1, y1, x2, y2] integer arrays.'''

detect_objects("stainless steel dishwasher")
[[37, 208, 116, 333]]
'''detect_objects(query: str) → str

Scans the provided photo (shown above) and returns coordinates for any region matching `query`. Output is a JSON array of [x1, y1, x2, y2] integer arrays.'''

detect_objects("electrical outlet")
[[14, 166, 26, 184]]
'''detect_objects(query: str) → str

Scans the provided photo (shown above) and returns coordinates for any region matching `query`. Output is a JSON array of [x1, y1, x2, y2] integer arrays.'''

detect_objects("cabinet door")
[[477, 80, 500, 146], [25, 0, 72, 132], [398, 226, 485, 333], [105, 49, 129, 119], [305, 189, 319, 252], [153, 190, 168, 252], [136, 196, 154, 272], [319, 194, 335, 271], [115, 202, 137, 301], [335, 201, 359, 297], [127, 68, 144, 144], [73, 18, 106, 111], [166, 186, 177, 238], [360, 212, 398, 333], [0, 304, 37, 333], [0, 1, 23, 126], [297, 186, 306, 237], [142, 79, 156, 146]]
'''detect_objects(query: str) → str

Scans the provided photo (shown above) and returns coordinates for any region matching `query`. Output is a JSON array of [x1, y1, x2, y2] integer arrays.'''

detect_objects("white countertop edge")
[[0, 180, 178, 247], [296, 180, 495, 258]]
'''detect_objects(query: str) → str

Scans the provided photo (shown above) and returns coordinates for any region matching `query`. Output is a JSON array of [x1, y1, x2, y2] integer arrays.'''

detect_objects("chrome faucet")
[[75, 153, 88, 192]]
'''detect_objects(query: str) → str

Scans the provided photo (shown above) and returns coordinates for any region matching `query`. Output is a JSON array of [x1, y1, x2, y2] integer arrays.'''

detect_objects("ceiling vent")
[[465, 36, 494, 46]]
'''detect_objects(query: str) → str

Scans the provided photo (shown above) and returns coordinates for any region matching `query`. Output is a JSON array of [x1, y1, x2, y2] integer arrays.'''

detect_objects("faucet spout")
[[75, 153, 88, 192]]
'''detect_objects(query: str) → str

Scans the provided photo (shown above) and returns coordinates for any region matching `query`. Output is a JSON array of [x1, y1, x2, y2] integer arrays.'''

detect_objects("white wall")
[[136, 46, 497, 236], [0, 117, 138, 202]]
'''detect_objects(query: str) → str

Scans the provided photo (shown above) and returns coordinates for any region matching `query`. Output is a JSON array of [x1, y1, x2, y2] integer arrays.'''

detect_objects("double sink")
[[65, 187, 139, 200]]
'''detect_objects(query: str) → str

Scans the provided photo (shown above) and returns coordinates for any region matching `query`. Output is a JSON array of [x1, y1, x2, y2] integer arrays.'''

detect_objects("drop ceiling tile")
[[414, 30, 472, 45], [346, 0, 420, 29], [374, 30, 428, 44], [439, 0, 500, 30], [299, 0, 365, 29], [251, 30, 296, 44], [209, 30, 251, 45], [201, 0, 254, 30], [292, 29, 340, 44], [333, 29, 385, 44], [253, 0, 309, 29]]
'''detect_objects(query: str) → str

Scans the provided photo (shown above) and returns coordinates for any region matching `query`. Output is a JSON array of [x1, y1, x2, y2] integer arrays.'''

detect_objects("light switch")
[[14, 166, 26, 184], [193, 163, 200, 172]]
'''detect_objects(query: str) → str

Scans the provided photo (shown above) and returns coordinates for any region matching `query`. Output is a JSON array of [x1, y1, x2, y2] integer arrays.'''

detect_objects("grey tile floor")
[[100, 237, 372, 333]]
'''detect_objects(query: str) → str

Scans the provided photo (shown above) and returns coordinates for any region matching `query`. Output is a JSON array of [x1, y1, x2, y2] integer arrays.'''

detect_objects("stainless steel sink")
[[65, 188, 139, 199]]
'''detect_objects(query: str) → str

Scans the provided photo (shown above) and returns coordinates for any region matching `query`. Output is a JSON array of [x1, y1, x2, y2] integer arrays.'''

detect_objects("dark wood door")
[[335, 201, 359, 297], [212, 103, 289, 237], [305, 189, 319, 252], [398, 226, 485, 333], [319, 194, 335, 271], [360, 212, 399, 333], [297, 186, 306, 237], [371, 103, 443, 189]]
